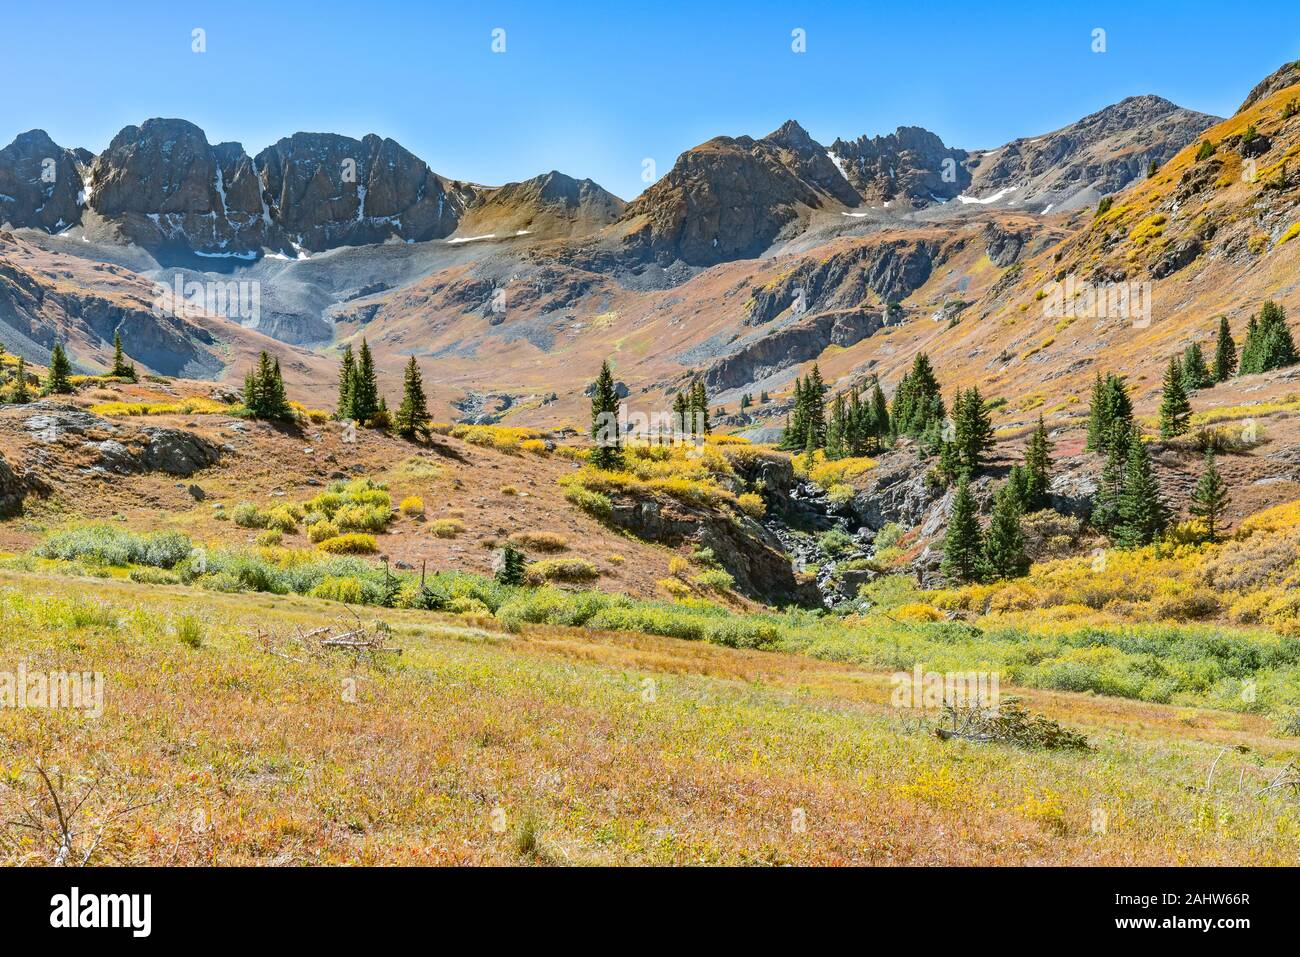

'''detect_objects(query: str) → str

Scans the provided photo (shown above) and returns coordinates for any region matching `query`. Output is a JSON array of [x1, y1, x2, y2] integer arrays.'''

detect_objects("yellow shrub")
[[736, 492, 766, 518], [307, 520, 340, 543], [430, 518, 464, 538], [398, 495, 425, 518], [310, 576, 366, 603], [316, 534, 377, 554], [508, 531, 568, 552]]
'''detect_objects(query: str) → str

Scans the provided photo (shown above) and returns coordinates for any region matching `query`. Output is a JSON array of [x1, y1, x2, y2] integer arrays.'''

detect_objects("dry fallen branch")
[[254, 607, 401, 663]]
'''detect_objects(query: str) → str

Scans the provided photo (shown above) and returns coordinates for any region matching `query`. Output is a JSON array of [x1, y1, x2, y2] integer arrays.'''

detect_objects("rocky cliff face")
[[829, 126, 970, 207], [255, 131, 474, 251], [0, 130, 87, 232], [618, 121, 861, 267]]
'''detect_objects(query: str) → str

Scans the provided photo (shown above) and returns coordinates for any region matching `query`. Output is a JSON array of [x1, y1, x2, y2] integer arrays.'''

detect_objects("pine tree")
[[1189, 450, 1230, 543], [869, 382, 890, 447], [349, 340, 380, 425], [825, 392, 847, 460], [781, 376, 807, 450], [495, 545, 527, 586], [672, 391, 689, 436], [337, 345, 356, 420], [10, 357, 30, 404], [1085, 372, 1108, 452], [891, 352, 943, 436], [1238, 315, 1261, 375], [1114, 429, 1169, 547], [45, 343, 73, 394], [243, 351, 294, 421], [1090, 429, 1129, 533], [802, 422, 817, 472], [1212, 316, 1236, 382], [110, 330, 136, 380], [952, 386, 994, 476], [984, 482, 1029, 579], [1086, 372, 1133, 454], [590, 359, 623, 470], [804, 365, 827, 447], [1159, 356, 1191, 439], [1256, 300, 1297, 372], [1023, 414, 1053, 511], [1006, 464, 1031, 510], [1180, 341, 1210, 392], [941, 478, 985, 584], [394, 356, 432, 441], [1146, 158, 1159, 178], [689, 380, 711, 435]]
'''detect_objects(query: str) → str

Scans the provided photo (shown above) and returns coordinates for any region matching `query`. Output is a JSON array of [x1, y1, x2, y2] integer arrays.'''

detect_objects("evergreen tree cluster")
[[780, 365, 826, 451], [243, 351, 294, 422], [1238, 301, 1297, 375], [824, 380, 891, 459], [890, 353, 945, 441], [337, 340, 386, 426], [937, 387, 994, 481]]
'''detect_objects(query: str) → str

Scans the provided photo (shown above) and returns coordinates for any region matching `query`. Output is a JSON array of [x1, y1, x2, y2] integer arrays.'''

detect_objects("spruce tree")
[[869, 382, 890, 446], [1180, 341, 1210, 392], [1023, 414, 1054, 510], [953, 386, 994, 476], [892, 353, 943, 436], [394, 356, 432, 441], [495, 545, 527, 586], [349, 339, 380, 425], [110, 330, 136, 380], [1085, 372, 1108, 452], [590, 359, 623, 470], [672, 391, 689, 436], [243, 351, 293, 422], [1212, 316, 1236, 382], [1159, 356, 1191, 439], [10, 357, 30, 404], [941, 478, 985, 584], [984, 481, 1029, 579], [337, 345, 356, 420], [46, 343, 73, 394], [690, 380, 711, 435], [825, 393, 847, 460], [1114, 429, 1169, 547], [804, 365, 826, 447], [1238, 315, 1261, 375], [1090, 430, 1129, 534], [1256, 300, 1297, 372], [1190, 450, 1230, 543]]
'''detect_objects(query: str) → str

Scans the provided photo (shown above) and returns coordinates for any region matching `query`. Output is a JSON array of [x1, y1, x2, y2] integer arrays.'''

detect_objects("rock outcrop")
[[829, 126, 970, 206], [0, 130, 87, 232]]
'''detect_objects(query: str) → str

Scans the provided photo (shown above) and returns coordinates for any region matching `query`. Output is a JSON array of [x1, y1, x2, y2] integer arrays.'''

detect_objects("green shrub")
[[310, 576, 366, 603], [231, 503, 267, 528], [564, 485, 612, 519], [307, 520, 340, 543], [173, 613, 204, 648], [36, 525, 193, 569]]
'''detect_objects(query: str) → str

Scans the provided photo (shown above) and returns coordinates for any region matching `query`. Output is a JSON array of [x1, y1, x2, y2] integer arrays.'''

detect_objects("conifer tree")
[[1086, 373, 1133, 454], [1212, 316, 1236, 382], [825, 392, 847, 460], [46, 343, 73, 394], [1090, 430, 1129, 534], [10, 356, 30, 404], [495, 545, 527, 586], [337, 345, 356, 420], [1254, 300, 1297, 372], [672, 391, 689, 435], [804, 365, 826, 447], [1114, 429, 1169, 547], [1181, 341, 1211, 392], [1238, 315, 1261, 375], [590, 359, 623, 470], [802, 422, 817, 472], [1159, 356, 1191, 439], [1189, 450, 1230, 543], [891, 352, 943, 437], [1085, 372, 1108, 451], [941, 478, 985, 584], [110, 330, 136, 380], [394, 356, 432, 441], [243, 351, 294, 421], [1023, 414, 1054, 510], [349, 340, 380, 425], [690, 380, 711, 435], [952, 386, 994, 476], [984, 481, 1029, 579], [869, 382, 890, 447]]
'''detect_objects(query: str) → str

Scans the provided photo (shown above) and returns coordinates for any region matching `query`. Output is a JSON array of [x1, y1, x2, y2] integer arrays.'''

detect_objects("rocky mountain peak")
[[829, 125, 971, 206]]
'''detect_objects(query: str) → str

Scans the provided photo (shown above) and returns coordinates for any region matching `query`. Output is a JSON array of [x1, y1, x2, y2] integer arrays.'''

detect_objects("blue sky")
[[3, 0, 1298, 200]]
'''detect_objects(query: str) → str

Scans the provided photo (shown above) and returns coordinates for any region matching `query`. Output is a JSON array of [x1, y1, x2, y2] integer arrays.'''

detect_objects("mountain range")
[[4, 64, 1298, 434]]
